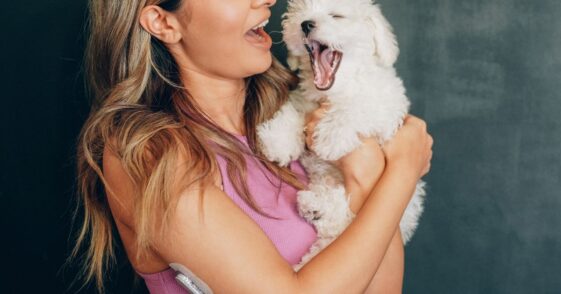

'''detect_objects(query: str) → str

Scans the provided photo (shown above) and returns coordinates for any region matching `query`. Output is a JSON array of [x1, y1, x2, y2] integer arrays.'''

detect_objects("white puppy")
[[257, 0, 427, 271]]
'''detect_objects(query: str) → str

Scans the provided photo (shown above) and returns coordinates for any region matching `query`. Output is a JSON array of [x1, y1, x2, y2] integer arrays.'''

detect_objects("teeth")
[[252, 19, 269, 30]]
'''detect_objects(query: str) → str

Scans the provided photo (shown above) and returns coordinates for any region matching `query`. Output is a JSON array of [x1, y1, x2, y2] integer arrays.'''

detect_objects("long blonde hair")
[[69, 0, 304, 292]]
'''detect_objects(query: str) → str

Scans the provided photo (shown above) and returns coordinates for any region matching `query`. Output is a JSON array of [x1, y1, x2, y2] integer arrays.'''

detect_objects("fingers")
[[305, 102, 330, 121], [421, 162, 431, 177], [422, 133, 433, 177], [404, 114, 425, 127], [407, 114, 432, 177]]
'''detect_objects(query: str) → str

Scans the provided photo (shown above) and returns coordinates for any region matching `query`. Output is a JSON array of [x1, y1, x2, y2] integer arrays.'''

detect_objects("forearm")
[[363, 228, 404, 294], [295, 163, 418, 293], [348, 171, 405, 294], [347, 167, 384, 215]]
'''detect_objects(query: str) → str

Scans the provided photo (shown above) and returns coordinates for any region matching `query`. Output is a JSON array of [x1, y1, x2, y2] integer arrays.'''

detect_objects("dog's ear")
[[367, 4, 399, 67], [287, 51, 301, 71]]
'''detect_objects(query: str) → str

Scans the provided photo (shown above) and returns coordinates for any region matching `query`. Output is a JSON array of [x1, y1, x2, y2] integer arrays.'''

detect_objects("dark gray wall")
[[378, 1, 561, 293], [1, 0, 559, 293], [274, 0, 560, 293], [271, 0, 561, 293]]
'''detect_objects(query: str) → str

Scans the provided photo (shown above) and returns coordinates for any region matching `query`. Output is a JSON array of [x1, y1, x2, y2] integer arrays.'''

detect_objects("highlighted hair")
[[68, 0, 304, 292]]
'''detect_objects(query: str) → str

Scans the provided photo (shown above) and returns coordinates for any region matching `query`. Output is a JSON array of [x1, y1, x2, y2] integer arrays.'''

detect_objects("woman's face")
[[172, 0, 276, 80]]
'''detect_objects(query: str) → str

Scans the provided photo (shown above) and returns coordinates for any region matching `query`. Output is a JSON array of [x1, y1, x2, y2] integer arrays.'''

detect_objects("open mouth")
[[304, 39, 343, 91], [244, 19, 272, 48]]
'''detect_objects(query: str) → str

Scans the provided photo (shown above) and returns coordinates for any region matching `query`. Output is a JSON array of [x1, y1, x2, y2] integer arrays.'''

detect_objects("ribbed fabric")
[[136, 135, 317, 293]]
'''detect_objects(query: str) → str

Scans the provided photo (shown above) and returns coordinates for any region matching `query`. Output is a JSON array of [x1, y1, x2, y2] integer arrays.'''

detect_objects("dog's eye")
[[329, 13, 345, 19]]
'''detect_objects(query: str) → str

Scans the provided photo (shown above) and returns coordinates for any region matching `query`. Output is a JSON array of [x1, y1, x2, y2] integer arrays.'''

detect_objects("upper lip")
[[247, 12, 271, 32]]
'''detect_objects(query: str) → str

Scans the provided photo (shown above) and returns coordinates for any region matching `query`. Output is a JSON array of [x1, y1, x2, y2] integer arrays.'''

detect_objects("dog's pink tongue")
[[314, 49, 335, 87]]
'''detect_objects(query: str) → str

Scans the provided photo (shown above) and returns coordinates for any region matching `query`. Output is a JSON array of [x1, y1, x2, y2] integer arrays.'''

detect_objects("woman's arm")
[[343, 141, 404, 294], [103, 111, 432, 293], [348, 199, 405, 294], [363, 229, 404, 294], [299, 112, 428, 293], [104, 116, 431, 294], [294, 161, 418, 293]]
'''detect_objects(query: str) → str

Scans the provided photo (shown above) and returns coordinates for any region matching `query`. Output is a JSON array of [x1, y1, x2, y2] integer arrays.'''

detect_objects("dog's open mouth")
[[304, 39, 343, 91]]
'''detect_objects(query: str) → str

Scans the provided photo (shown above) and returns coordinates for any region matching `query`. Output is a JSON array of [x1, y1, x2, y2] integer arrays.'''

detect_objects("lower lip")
[[244, 27, 272, 50]]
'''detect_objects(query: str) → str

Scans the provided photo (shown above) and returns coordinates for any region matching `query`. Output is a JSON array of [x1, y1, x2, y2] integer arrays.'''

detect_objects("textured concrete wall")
[[269, 1, 561, 293]]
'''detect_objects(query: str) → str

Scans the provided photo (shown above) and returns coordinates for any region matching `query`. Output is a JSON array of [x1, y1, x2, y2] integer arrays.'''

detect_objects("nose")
[[252, 0, 276, 8], [301, 20, 316, 36]]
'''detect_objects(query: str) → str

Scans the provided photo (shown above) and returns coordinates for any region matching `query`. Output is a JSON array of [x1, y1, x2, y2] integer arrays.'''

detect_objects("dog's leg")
[[311, 110, 363, 161], [297, 183, 355, 238], [257, 99, 306, 166], [298, 151, 344, 185], [294, 183, 355, 272]]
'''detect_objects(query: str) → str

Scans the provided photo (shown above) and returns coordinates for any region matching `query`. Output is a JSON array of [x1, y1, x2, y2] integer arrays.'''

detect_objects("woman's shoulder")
[[102, 143, 178, 273], [101, 138, 222, 218], [102, 141, 137, 227]]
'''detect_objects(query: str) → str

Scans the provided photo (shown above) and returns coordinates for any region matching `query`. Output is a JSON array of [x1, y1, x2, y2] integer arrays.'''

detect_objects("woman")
[[71, 0, 433, 293]]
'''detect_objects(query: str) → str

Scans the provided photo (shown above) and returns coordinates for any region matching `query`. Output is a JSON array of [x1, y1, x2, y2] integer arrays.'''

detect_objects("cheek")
[[193, 1, 247, 44], [179, 1, 271, 78]]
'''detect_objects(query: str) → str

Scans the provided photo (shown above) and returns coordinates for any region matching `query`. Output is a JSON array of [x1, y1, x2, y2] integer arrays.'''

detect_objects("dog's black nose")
[[301, 20, 316, 36]]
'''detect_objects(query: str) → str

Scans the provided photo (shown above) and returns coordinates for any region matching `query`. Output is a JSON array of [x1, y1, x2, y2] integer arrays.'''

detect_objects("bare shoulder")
[[102, 140, 300, 292], [101, 138, 221, 228], [102, 140, 136, 228], [102, 139, 178, 272]]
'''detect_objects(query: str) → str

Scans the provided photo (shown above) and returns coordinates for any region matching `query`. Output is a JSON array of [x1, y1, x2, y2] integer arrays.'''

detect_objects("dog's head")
[[283, 0, 399, 90]]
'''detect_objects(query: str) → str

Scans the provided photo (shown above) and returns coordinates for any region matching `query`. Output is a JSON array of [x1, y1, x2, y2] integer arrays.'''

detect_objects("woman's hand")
[[304, 106, 433, 211], [304, 103, 386, 213], [381, 114, 433, 180]]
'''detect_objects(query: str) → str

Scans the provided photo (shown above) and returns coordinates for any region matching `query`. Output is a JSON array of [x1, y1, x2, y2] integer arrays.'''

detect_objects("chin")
[[247, 51, 273, 76]]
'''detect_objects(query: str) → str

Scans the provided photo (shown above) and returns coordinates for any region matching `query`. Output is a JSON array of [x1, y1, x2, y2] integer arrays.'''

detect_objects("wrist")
[[385, 160, 420, 184]]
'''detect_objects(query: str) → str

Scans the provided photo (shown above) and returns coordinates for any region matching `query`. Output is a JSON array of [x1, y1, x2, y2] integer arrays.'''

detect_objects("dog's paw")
[[298, 184, 355, 238], [297, 190, 324, 224], [257, 102, 305, 166]]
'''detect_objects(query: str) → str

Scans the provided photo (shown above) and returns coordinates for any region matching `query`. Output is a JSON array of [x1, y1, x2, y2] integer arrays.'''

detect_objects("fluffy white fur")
[[257, 0, 427, 271]]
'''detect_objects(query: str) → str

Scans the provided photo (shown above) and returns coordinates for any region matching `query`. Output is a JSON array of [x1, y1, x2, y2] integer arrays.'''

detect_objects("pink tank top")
[[136, 134, 317, 293]]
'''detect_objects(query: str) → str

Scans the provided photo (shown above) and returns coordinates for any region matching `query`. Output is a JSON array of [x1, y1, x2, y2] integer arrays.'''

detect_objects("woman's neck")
[[180, 68, 247, 136]]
